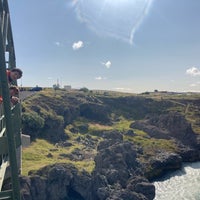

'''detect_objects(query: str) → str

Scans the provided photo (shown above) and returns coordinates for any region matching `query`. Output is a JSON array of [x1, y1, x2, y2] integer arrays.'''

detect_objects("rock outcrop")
[[20, 91, 200, 199], [20, 131, 155, 200], [146, 152, 182, 180], [20, 164, 90, 200], [130, 112, 200, 179], [90, 131, 155, 200], [130, 112, 198, 147]]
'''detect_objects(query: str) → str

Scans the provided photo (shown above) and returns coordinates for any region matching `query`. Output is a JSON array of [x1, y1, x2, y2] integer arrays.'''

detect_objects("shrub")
[[22, 112, 45, 139], [79, 87, 89, 93]]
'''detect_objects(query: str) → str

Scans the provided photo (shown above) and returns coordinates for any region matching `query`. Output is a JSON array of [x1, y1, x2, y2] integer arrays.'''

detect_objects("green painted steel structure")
[[0, 0, 21, 199]]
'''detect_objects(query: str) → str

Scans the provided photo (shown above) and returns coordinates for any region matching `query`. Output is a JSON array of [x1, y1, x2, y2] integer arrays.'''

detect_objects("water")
[[153, 162, 200, 200]]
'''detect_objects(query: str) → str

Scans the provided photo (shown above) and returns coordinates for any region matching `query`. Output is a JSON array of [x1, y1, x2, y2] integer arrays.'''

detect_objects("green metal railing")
[[0, 0, 21, 199]]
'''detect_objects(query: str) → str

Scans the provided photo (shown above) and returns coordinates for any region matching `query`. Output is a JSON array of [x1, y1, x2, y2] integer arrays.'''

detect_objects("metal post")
[[0, 52, 21, 200], [0, 3, 21, 200]]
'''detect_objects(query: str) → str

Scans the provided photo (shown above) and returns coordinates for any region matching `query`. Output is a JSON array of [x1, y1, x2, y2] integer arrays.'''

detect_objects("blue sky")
[[9, 0, 200, 93]]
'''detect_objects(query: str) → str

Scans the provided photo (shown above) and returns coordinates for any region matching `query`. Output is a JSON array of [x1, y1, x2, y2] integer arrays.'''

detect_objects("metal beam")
[[0, 0, 21, 199]]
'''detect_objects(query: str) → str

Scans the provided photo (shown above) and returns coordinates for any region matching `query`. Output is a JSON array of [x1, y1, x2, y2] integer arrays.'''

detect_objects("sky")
[[8, 0, 200, 93]]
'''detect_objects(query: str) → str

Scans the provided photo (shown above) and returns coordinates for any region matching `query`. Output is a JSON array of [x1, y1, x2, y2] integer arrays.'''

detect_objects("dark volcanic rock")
[[130, 112, 200, 179], [176, 145, 200, 162], [130, 112, 198, 147], [148, 112, 197, 146], [130, 121, 170, 139], [20, 131, 156, 200], [80, 103, 111, 124], [90, 131, 155, 200], [127, 177, 155, 200], [124, 129, 136, 137], [20, 163, 91, 200], [147, 152, 182, 180]]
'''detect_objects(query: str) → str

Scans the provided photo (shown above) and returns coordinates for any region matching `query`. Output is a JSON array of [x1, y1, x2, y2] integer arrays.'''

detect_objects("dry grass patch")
[[88, 123, 112, 131]]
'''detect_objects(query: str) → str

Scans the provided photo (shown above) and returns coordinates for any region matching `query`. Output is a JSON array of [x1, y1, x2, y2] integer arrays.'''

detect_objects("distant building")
[[53, 83, 60, 89], [64, 85, 72, 90]]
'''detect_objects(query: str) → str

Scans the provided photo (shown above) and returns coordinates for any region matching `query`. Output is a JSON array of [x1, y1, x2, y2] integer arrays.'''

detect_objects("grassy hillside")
[[21, 89, 200, 175]]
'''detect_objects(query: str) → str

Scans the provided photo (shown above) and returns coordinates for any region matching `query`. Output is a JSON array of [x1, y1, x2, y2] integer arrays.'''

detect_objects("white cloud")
[[72, 41, 84, 50], [95, 76, 102, 80], [54, 42, 61, 46], [190, 83, 197, 87], [101, 61, 111, 68], [114, 87, 132, 92], [95, 76, 106, 80], [186, 67, 200, 76]]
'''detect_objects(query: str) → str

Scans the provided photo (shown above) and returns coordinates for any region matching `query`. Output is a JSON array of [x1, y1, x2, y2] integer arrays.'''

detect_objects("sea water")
[[153, 162, 200, 200]]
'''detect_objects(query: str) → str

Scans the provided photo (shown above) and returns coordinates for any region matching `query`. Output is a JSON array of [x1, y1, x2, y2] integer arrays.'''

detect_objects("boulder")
[[147, 152, 182, 180]]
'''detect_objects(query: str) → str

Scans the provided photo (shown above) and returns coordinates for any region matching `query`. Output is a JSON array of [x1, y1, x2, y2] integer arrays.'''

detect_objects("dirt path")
[[19, 91, 36, 101]]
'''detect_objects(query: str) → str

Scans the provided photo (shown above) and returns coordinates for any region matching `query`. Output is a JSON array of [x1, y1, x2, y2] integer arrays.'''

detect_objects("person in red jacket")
[[0, 85, 19, 105], [9, 85, 20, 105], [0, 68, 22, 104], [0, 85, 20, 105]]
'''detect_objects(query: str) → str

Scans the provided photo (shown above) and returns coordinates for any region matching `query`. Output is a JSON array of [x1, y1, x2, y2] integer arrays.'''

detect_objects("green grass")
[[88, 123, 113, 131], [22, 119, 135, 175], [133, 129, 148, 137], [124, 135, 177, 155], [112, 118, 134, 131], [66, 117, 134, 135], [22, 139, 95, 176]]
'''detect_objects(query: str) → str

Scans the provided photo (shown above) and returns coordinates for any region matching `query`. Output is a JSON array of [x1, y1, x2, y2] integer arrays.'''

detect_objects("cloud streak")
[[72, 0, 154, 45]]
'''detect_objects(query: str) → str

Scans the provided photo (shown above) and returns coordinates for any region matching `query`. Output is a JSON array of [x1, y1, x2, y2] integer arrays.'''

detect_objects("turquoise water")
[[153, 162, 200, 200]]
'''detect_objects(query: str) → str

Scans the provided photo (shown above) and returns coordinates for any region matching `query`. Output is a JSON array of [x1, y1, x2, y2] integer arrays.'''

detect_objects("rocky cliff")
[[20, 131, 155, 200], [19, 90, 200, 199]]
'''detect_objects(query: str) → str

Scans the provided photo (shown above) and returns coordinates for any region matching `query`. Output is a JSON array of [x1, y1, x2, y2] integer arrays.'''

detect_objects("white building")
[[64, 85, 72, 90]]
